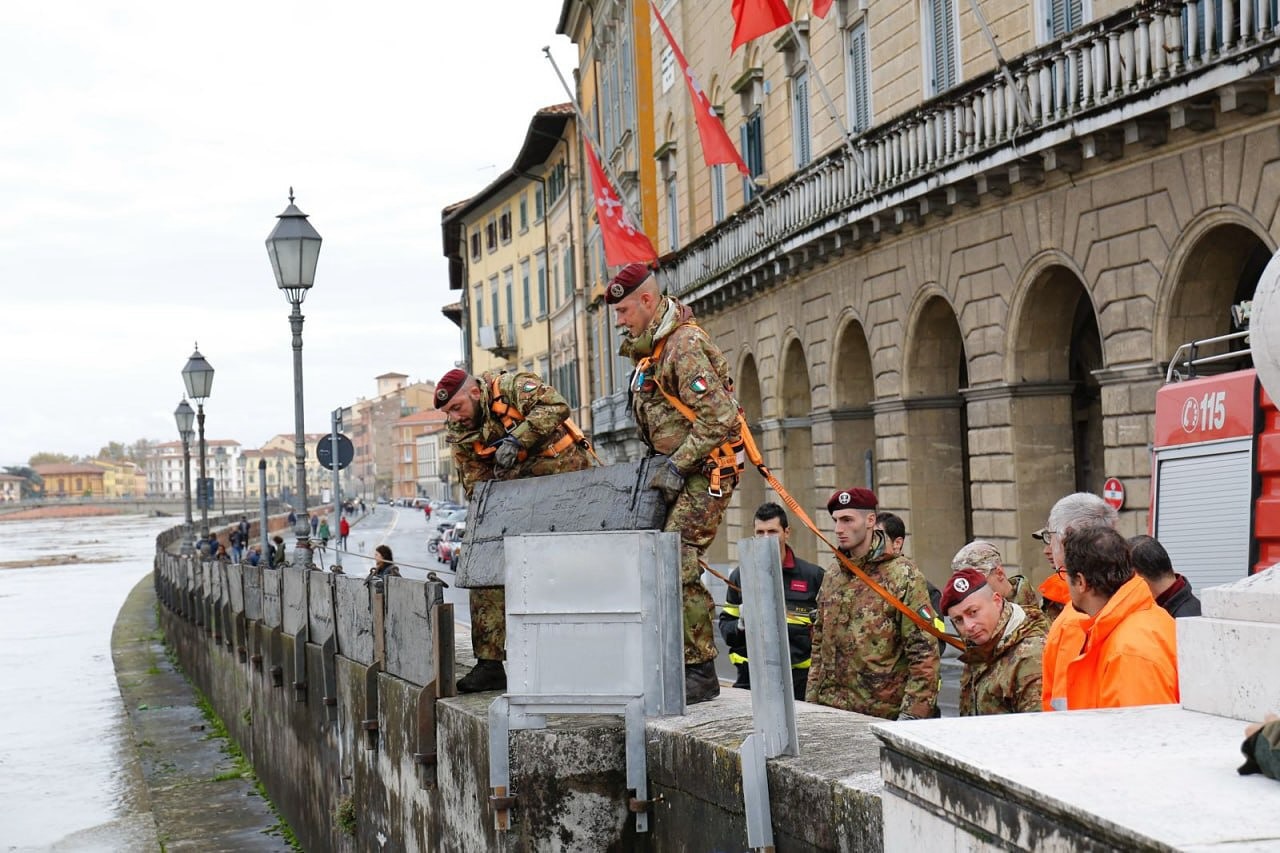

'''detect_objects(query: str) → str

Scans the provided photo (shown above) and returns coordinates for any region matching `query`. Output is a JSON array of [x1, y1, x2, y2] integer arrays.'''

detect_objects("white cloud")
[[0, 0, 579, 464]]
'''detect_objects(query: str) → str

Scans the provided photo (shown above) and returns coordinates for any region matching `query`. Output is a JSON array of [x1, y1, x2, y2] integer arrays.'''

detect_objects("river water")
[[0, 513, 174, 852]]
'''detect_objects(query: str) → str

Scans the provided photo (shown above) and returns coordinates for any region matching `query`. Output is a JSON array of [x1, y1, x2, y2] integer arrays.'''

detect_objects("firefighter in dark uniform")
[[718, 503, 824, 700]]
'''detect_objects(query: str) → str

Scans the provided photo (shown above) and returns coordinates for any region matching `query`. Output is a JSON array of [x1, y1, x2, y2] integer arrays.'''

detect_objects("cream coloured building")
[[559, 0, 1278, 584]]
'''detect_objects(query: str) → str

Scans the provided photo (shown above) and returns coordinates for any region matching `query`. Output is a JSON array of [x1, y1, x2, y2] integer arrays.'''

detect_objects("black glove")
[[493, 436, 522, 471], [648, 460, 685, 504]]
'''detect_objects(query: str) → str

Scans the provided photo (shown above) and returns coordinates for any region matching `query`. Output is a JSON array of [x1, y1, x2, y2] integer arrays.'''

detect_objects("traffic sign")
[[1102, 477, 1125, 510], [316, 433, 354, 470]]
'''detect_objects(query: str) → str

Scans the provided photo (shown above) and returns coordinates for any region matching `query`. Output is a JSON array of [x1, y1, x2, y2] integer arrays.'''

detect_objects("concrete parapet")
[[153, 548, 888, 851]]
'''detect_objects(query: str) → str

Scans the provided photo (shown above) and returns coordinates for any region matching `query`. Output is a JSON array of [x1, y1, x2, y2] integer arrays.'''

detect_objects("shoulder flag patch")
[[521, 381, 538, 393], [690, 376, 709, 394]]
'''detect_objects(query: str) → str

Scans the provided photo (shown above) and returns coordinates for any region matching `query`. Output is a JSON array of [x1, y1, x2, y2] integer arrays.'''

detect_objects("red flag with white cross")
[[730, 0, 793, 52], [583, 141, 658, 267], [652, 1, 750, 176]]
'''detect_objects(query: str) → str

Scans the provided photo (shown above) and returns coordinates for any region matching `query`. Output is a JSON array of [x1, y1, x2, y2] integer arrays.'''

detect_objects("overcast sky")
[[0, 1, 581, 467]]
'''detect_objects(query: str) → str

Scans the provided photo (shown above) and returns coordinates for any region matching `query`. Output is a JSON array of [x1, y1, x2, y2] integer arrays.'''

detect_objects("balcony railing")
[[666, 0, 1279, 299]]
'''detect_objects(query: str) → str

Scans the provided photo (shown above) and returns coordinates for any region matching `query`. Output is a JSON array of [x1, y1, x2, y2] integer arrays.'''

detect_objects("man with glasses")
[[1037, 492, 1118, 710], [1033, 527, 1070, 621]]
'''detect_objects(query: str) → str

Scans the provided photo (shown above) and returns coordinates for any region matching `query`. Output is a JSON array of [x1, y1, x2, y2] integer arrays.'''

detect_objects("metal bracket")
[[362, 661, 381, 751]]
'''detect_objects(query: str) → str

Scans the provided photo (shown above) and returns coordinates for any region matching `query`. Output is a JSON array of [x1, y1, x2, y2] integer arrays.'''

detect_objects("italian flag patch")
[[690, 376, 708, 394], [522, 381, 538, 392]]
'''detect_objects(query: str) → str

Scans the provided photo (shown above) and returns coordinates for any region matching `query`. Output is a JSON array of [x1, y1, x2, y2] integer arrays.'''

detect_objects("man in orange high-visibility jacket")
[[1058, 525, 1179, 709]]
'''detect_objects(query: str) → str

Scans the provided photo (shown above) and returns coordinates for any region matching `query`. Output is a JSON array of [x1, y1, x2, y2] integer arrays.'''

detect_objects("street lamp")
[[266, 188, 322, 569], [181, 345, 215, 545], [174, 398, 196, 555]]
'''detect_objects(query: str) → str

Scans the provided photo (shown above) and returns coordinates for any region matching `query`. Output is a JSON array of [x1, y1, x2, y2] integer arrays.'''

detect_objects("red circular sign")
[[1102, 477, 1125, 510]]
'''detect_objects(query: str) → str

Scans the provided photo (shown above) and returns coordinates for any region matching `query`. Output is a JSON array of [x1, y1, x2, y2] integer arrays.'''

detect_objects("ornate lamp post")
[[174, 398, 196, 555], [266, 188, 322, 569], [181, 346, 215, 544]]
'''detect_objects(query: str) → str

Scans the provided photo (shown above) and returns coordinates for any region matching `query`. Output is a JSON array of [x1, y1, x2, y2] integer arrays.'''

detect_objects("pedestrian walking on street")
[[436, 366, 592, 694], [609, 262, 743, 704], [339, 516, 350, 550]]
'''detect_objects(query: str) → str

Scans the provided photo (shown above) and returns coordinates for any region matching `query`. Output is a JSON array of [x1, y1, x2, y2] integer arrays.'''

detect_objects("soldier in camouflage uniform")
[[607, 262, 741, 704], [951, 540, 1050, 633], [806, 488, 940, 719], [435, 367, 592, 693], [940, 567, 1047, 715]]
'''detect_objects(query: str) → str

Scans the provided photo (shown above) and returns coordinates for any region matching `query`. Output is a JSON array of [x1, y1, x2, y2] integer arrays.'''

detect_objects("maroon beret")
[[939, 567, 989, 614], [827, 487, 878, 514], [434, 368, 469, 409], [604, 262, 655, 305]]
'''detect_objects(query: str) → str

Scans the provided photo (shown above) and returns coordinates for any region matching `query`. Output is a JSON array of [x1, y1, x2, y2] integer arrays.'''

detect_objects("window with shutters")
[[564, 250, 575, 300], [740, 110, 764, 201], [665, 172, 680, 249], [504, 268, 514, 331], [489, 275, 499, 332], [1044, 0, 1085, 40], [519, 196, 528, 233], [470, 231, 481, 261], [792, 69, 812, 169], [521, 259, 532, 324], [711, 164, 727, 223], [474, 283, 484, 328], [922, 0, 959, 97], [536, 252, 547, 318], [845, 20, 872, 134]]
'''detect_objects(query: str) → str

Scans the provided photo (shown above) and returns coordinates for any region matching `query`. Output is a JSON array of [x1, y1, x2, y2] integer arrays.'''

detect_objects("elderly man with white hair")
[[1038, 492, 1118, 711]]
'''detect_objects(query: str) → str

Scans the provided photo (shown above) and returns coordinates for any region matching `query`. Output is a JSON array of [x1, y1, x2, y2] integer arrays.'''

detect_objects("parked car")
[[427, 509, 467, 553], [437, 522, 466, 564]]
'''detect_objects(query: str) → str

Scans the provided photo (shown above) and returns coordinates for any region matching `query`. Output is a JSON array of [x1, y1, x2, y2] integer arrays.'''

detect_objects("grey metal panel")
[[261, 567, 282, 629], [307, 571, 336, 647], [505, 531, 684, 716], [281, 566, 308, 636], [384, 577, 444, 686], [1155, 439, 1252, 590], [226, 563, 245, 615], [738, 537, 800, 758], [334, 576, 375, 665], [243, 564, 263, 622], [455, 457, 671, 588]]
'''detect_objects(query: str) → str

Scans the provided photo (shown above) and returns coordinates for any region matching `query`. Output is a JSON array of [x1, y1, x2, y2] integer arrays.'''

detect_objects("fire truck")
[[1151, 262, 1280, 590]]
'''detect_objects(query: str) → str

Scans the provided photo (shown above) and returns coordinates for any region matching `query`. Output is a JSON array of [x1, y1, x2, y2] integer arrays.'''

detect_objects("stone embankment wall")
[[153, 534, 887, 852]]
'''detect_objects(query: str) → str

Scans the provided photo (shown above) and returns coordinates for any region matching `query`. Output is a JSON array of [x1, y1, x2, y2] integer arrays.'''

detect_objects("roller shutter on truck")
[[1152, 368, 1280, 591]]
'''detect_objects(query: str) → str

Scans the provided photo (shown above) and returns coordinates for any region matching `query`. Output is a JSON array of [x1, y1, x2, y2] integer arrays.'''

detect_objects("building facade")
[[554, 0, 1278, 584]]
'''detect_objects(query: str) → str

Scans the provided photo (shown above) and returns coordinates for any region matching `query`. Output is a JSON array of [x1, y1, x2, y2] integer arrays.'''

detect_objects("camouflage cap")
[[951, 540, 1003, 573]]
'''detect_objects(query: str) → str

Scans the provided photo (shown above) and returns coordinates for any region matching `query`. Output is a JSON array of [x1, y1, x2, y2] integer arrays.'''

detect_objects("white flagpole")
[[787, 21, 871, 185], [964, 0, 1034, 129]]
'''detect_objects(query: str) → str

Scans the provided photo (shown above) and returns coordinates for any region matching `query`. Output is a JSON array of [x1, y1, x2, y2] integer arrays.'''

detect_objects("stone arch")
[[1006, 255, 1104, 573], [902, 291, 970, 585], [831, 313, 877, 492], [1159, 207, 1275, 371], [780, 336, 817, 557]]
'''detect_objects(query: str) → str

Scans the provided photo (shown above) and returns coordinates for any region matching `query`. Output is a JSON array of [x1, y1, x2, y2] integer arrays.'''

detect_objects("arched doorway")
[[832, 319, 877, 491], [1010, 263, 1103, 575], [731, 354, 766, 550], [904, 295, 970, 585], [1165, 222, 1272, 372], [781, 340, 816, 557]]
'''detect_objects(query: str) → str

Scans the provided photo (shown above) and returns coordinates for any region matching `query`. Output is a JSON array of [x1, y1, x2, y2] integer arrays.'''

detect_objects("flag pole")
[[964, 0, 1033, 129], [787, 21, 870, 186], [542, 45, 648, 237]]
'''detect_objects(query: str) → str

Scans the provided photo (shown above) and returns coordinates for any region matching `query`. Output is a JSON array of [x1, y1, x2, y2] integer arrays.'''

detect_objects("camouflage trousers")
[[665, 471, 734, 665], [469, 587, 506, 661]]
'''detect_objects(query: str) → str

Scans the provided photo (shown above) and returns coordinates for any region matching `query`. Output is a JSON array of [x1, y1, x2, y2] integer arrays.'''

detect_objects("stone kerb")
[[261, 567, 282, 629], [1178, 566, 1280, 721], [242, 564, 263, 622], [334, 576, 375, 665], [306, 571, 336, 648], [383, 576, 442, 687], [281, 566, 308, 636]]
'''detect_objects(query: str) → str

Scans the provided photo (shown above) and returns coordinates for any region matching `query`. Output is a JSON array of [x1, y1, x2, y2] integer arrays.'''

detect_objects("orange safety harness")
[[472, 376, 599, 464], [634, 332, 745, 497], [735, 421, 964, 651]]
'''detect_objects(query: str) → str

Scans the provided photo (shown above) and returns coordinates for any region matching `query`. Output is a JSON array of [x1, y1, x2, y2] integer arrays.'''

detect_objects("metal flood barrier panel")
[[488, 530, 684, 834]]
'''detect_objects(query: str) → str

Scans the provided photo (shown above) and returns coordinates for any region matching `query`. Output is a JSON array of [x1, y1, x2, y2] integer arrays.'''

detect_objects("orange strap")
[[477, 376, 598, 464], [636, 333, 744, 494], [737, 418, 964, 651]]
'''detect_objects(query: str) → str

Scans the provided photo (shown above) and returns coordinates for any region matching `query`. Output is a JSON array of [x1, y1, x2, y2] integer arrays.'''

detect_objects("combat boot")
[[456, 659, 507, 694], [684, 661, 720, 704]]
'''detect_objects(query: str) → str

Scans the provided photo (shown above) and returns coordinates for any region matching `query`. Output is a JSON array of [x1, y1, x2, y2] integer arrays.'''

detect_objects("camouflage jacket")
[[958, 601, 1047, 716], [447, 370, 591, 499], [806, 531, 940, 719], [620, 296, 740, 475]]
